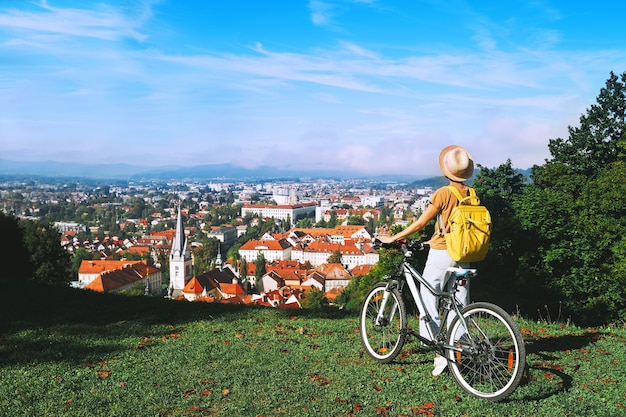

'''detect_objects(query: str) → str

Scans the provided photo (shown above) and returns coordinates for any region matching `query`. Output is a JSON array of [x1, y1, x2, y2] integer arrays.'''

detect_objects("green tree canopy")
[[254, 252, 267, 282], [20, 218, 71, 285], [301, 286, 329, 309], [193, 238, 220, 276], [513, 71, 626, 325], [327, 250, 342, 264]]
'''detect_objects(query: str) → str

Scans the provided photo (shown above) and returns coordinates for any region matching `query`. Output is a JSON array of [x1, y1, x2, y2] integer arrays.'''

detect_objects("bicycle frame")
[[375, 255, 475, 355]]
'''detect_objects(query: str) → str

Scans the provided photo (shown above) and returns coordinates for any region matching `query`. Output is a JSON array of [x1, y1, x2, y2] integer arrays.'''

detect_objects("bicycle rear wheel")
[[446, 302, 526, 401], [359, 282, 407, 363]]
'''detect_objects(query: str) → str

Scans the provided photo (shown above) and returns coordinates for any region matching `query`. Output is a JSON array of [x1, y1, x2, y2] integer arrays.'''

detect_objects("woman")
[[378, 145, 474, 376]]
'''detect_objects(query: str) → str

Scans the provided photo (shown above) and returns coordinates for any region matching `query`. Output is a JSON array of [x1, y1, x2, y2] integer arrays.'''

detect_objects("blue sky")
[[1, 0, 625, 177]]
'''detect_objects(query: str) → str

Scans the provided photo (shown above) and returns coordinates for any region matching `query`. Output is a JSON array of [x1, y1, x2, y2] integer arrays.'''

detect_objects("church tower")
[[169, 205, 192, 297]]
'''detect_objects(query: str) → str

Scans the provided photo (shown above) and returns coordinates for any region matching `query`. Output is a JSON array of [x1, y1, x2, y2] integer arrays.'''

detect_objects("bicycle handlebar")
[[373, 238, 427, 253]]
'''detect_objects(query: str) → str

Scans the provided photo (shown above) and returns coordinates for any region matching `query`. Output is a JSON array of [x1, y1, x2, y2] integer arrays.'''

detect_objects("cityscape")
[[0, 173, 439, 307]]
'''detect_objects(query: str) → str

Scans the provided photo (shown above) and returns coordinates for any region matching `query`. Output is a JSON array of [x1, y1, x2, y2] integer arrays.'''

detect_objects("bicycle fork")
[[374, 280, 400, 326]]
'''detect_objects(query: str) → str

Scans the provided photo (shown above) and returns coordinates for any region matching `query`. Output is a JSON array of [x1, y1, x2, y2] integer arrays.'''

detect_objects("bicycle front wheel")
[[446, 302, 526, 401], [359, 282, 407, 363]]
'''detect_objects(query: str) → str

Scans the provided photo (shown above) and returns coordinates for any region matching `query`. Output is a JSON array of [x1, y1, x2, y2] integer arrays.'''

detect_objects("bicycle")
[[359, 239, 526, 401]]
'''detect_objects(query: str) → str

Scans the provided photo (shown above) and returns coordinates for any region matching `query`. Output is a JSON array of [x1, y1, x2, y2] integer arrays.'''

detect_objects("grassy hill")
[[1, 281, 625, 416]]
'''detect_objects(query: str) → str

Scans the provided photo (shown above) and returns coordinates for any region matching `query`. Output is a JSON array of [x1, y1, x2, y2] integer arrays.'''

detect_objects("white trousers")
[[419, 249, 470, 341]]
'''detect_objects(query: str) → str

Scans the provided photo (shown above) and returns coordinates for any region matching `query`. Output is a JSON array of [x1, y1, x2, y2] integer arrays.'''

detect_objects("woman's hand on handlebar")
[[376, 235, 396, 245]]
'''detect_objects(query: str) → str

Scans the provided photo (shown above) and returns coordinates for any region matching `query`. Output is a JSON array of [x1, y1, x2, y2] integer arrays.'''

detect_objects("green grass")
[[1, 282, 626, 417]]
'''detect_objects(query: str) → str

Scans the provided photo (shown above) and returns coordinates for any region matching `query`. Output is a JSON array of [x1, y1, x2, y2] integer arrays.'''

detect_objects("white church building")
[[168, 205, 193, 298]]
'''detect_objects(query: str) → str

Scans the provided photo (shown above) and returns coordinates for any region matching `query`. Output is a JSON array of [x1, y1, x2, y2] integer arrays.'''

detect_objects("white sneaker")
[[432, 355, 447, 376]]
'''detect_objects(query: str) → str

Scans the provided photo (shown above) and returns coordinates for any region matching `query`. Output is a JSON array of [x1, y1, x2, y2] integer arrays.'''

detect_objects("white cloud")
[[0, 0, 150, 42], [309, 0, 335, 26]]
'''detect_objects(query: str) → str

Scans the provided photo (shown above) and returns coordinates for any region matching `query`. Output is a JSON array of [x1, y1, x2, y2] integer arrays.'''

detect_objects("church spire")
[[171, 205, 188, 258]]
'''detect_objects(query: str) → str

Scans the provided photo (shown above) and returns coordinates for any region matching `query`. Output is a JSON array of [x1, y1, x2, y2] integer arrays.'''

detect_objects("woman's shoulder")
[[430, 186, 452, 207]]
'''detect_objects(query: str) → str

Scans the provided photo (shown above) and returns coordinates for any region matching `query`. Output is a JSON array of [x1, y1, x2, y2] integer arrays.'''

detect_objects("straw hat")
[[438, 145, 474, 182]]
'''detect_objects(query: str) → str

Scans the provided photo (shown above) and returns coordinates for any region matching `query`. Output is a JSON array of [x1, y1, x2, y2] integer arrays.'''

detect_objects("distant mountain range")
[[0, 159, 421, 182]]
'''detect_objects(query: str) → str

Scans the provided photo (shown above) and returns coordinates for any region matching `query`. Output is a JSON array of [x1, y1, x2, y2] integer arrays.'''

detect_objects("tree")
[[548, 71, 626, 177], [347, 215, 365, 225], [254, 252, 267, 287], [296, 217, 314, 228], [239, 259, 248, 279], [327, 250, 342, 264], [470, 160, 529, 311], [515, 71, 626, 325], [327, 211, 338, 228], [338, 246, 409, 312], [192, 238, 219, 276], [301, 287, 329, 309], [20, 218, 71, 285]]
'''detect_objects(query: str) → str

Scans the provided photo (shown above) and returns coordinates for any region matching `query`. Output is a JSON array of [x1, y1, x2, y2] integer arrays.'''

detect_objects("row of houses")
[[238, 225, 379, 269], [75, 257, 368, 308]]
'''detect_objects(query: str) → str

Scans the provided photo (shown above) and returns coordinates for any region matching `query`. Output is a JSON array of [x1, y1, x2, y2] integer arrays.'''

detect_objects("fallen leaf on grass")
[[412, 401, 435, 416], [309, 375, 330, 386], [137, 336, 153, 349], [372, 385, 383, 391], [221, 388, 230, 397], [200, 389, 212, 396], [96, 370, 110, 379], [375, 404, 391, 415], [184, 389, 196, 397]]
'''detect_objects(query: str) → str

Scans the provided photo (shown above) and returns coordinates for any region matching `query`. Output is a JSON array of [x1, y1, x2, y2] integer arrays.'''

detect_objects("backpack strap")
[[437, 186, 479, 235], [446, 185, 480, 205], [446, 185, 464, 202]]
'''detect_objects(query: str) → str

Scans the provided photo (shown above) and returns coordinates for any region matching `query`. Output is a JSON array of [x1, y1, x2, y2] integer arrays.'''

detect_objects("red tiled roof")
[[220, 283, 246, 297], [315, 263, 351, 279], [351, 264, 372, 276], [85, 263, 147, 293], [79, 259, 142, 274], [239, 239, 291, 251], [183, 277, 206, 294]]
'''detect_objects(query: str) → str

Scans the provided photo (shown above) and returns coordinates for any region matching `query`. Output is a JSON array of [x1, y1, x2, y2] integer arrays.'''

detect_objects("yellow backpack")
[[439, 186, 492, 262]]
